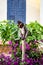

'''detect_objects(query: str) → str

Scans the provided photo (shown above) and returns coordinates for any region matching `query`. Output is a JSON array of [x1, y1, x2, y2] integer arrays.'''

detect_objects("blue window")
[[7, 0, 26, 23]]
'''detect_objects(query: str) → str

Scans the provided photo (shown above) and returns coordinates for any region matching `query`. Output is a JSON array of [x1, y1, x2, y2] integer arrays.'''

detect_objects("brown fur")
[[17, 20, 24, 28]]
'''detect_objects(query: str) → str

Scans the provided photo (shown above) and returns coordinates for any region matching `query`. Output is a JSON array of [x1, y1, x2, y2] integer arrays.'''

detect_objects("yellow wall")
[[26, 0, 40, 24]]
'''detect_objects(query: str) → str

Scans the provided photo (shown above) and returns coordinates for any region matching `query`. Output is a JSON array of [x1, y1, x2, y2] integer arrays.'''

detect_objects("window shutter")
[[7, 0, 26, 23]]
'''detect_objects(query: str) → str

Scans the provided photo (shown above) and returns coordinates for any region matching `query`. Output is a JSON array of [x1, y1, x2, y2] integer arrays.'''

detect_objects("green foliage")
[[29, 50, 40, 58], [0, 20, 43, 44], [16, 47, 22, 59], [31, 43, 38, 48], [0, 20, 18, 44], [26, 21, 43, 42]]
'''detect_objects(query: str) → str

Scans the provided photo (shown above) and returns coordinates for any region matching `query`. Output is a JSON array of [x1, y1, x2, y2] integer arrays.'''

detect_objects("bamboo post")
[[22, 40, 25, 61]]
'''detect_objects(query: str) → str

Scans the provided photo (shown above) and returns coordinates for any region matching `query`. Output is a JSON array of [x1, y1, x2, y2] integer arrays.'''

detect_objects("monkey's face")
[[18, 23, 23, 28]]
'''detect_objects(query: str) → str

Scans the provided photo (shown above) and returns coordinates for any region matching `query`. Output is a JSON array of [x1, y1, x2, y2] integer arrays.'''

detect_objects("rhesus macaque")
[[17, 20, 28, 40]]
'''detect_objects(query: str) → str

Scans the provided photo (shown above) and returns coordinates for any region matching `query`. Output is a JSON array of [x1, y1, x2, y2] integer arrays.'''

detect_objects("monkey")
[[17, 20, 28, 40]]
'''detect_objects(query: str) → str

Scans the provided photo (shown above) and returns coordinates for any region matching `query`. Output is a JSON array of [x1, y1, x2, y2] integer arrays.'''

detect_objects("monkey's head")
[[17, 20, 24, 28]]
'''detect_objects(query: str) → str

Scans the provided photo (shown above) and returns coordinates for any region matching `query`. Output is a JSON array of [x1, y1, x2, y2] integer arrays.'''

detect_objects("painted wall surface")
[[40, 0, 43, 26], [26, 0, 40, 24], [0, 0, 7, 21], [0, 0, 40, 24]]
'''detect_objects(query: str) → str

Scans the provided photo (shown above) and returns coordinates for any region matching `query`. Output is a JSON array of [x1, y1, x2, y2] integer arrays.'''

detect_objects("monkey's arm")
[[25, 30, 28, 38], [24, 26, 28, 39]]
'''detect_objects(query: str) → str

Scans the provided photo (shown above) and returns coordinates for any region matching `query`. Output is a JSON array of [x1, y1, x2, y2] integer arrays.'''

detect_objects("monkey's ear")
[[17, 20, 22, 24]]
